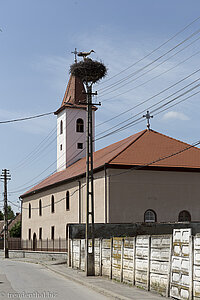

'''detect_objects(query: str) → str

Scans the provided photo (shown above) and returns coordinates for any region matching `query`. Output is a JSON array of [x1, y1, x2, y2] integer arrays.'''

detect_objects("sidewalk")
[[7, 257, 167, 300]]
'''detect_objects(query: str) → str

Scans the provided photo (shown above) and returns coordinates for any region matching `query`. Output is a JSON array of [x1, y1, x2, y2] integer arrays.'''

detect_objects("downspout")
[[104, 165, 109, 223], [78, 180, 81, 223]]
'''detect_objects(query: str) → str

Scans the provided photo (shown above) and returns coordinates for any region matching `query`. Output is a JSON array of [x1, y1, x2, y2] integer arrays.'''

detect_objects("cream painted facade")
[[21, 167, 200, 241], [21, 170, 106, 241]]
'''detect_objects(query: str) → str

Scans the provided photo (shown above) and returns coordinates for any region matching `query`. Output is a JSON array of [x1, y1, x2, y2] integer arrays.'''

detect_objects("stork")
[[77, 50, 95, 60]]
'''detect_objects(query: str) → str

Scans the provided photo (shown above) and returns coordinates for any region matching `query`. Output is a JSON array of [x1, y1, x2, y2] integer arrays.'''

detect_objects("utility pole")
[[1, 169, 11, 258], [85, 84, 100, 276], [70, 52, 106, 276]]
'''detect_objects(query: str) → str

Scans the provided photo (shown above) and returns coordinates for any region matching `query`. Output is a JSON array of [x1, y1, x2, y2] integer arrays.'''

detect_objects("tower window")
[[60, 144, 62, 151], [29, 203, 31, 219], [66, 191, 70, 210], [178, 210, 191, 222], [77, 143, 83, 149], [51, 195, 55, 213], [60, 120, 63, 135], [76, 118, 84, 132], [144, 209, 157, 223], [39, 199, 42, 216]]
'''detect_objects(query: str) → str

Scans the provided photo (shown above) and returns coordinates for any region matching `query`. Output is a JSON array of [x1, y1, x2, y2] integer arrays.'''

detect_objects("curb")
[[41, 263, 132, 300]]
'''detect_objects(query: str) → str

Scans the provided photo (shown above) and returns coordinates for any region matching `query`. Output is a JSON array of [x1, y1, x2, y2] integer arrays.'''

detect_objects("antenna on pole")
[[143, 110, 153, 130]]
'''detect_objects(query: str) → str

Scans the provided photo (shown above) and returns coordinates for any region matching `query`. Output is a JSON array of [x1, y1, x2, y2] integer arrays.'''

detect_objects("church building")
[[20, 70, 200, 243]]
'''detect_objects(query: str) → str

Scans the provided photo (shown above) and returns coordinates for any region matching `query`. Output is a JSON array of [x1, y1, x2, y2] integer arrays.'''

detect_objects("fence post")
[[189, 235, 194, 300], [147, 236, 151, 291], [133, 237, 136, 286], [100, 238, 102, 276], [71, 239, 74, 268], [120, 238, 124, 283], [166, 235, 173, 297], [79, 239, 81, 270], [53, 238, 54, 252], [110, 238, 113, 279], [47, 238, 48, 252], [59, 237, 61, 252]]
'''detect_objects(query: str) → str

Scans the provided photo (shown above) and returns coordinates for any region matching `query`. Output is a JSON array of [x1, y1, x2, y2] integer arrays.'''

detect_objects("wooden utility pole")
[[1, 169, 11, 258]]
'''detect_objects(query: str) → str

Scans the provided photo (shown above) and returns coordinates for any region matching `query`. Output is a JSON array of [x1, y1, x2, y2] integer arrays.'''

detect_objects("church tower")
[[54, 74, 96, 171]]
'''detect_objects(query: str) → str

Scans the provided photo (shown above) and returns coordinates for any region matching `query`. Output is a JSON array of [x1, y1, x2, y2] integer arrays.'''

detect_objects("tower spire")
[[143, 110, 153, 130]]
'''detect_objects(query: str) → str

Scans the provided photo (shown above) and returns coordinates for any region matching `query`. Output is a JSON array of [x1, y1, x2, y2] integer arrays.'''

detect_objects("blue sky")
[[0, 0, 200, 211]]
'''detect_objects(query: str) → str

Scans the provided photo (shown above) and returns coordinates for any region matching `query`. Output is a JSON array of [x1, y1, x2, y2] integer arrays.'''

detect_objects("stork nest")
[[70, 58, 107, 84]]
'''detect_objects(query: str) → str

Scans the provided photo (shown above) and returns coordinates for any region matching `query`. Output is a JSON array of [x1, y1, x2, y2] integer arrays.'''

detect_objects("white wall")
[[56, 108, 95, 171]]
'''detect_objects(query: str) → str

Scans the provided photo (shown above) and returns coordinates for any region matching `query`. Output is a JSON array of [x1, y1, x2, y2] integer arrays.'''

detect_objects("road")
[[0, 259, 109, 300]]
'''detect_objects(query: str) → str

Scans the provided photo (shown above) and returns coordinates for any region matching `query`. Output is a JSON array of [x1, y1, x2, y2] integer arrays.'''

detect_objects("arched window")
[[60, 120, 63, 135], [51, 195, 55, 213], [39, 199, 42, 216], [144, 209, 157, 223], [66, 191, 70, 210], [76, 118, 84, 132], [29, 203, 31, 219], [178, 210, 191, 222]]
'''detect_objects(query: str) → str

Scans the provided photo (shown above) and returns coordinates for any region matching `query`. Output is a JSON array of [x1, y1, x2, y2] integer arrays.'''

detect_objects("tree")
[[0, 210, 3, 221], [7, 205, 15, 220], [9, 221, 21, 238]]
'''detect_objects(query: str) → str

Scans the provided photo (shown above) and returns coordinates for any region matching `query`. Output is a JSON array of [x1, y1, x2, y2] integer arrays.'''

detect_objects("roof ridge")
[[150, 129, 200, 151], [107, 129, 147, 164]]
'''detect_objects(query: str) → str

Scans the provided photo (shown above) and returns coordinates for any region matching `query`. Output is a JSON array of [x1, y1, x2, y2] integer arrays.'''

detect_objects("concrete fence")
[[68, 228, 200, 300]]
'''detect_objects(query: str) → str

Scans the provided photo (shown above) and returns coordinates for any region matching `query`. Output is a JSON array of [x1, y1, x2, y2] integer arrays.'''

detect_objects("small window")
[[144, 209, 157, 223], [51, 226, 55, 240], [178, 210, 191, 222], [60, 120, 63, 135], [29, 203, 31, 219], [60, 144, 62, 151], [76, 118, 84, 132], [39, 199, 42, 216], [28, 228, 31, 240], [39, 228, 42, 240], [66, 191, 70, 210], [51, 195, 55, 213], [77, 142, 83, 149]]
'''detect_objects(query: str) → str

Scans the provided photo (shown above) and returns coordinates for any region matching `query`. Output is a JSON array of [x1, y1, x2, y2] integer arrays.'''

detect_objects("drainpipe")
[[78, 180, 81, 223]]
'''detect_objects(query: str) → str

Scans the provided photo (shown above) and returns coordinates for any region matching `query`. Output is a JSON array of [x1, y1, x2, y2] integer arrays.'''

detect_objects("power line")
[[99, 33, 200, 97], [97, 16, 200, 86], [0, 111, 54, 124], [96, 67, 200, 127], [95, 88, 200, 141], [17, 136, 200, 211], [9, 81, 200, 194], [95, 80, 200, 140]]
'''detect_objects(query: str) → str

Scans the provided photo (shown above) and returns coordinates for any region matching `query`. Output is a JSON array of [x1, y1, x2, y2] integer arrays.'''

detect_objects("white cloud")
[[162, 111, 189, 121]]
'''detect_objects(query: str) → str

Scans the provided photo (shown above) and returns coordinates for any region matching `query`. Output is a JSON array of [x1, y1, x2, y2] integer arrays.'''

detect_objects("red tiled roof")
[[21, 129, 200, 198]]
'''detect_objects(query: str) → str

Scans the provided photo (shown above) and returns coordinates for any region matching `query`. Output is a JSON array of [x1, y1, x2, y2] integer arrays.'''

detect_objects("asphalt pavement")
[[0, 257, 167, 300]]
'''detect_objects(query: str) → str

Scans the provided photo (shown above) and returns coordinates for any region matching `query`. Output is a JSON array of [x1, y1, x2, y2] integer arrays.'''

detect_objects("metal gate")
[[170, 228, 192, 300]]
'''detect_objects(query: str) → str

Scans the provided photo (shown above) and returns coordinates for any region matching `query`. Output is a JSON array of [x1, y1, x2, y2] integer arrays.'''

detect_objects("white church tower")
[[54, 74, 96, 171]]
